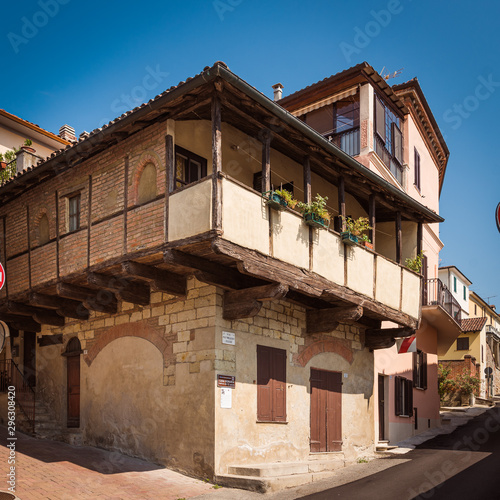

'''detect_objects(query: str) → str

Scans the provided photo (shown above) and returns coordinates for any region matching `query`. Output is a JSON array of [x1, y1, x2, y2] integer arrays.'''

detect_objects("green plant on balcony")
[[296, 194, 330, 228], [0, 148, 18, 183], [341, 216, 371, 246], [405, 252, 424, 273], [263, 188, 297, 211]]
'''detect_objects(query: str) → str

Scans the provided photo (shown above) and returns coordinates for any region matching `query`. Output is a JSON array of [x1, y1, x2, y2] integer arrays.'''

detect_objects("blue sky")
[[1, 0, 499, 303]]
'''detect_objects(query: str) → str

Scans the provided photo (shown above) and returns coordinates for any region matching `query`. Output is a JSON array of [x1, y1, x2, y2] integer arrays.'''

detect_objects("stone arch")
[[133, 151, 162, 204], [32, 206, 52, 245], [296, 339, 353, 367], [84, 322, 170, 367]]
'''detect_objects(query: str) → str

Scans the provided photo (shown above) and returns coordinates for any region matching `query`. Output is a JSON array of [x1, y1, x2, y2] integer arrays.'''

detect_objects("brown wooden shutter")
[[394, 376, 401, 416], [375, 98, 386, 142], [310, 369, 323, 452], [392, 123, 403, 164], [272, 347, 287, 422], [406, 379, 414, 417], [257, 345, 272, 421], [413, 352, 418, 387], [423, 353, 428, 390], [327, 371, 342, 452]]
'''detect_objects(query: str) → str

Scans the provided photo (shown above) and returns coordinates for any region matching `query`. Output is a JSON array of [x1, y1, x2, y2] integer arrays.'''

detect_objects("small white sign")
[[221, 387, 232, 408], [222, 331, 235, 345], [344, 373, 348, 378]]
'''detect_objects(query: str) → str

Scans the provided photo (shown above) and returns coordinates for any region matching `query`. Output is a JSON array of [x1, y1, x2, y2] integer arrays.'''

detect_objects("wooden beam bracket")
[[306, 305, 363, 334]]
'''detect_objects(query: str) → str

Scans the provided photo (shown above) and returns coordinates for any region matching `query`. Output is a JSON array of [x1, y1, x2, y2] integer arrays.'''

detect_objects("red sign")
[[496, 202, 500, 233], [397, 336, 416, 353], [0, 262, 4, 291]]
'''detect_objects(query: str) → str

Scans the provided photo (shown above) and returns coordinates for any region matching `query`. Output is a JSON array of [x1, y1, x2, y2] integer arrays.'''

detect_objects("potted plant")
[[296, 194, 330, 228], [20, 138, 35, 153], [341, 216, 371, 246], [405, 251, 424, 273], [263, 187, 296, 211], [359, 234, 373, 250], [0, 153, 6, 170]]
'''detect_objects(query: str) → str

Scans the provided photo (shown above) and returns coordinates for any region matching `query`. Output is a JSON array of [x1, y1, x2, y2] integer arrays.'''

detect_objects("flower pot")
[[21, 145, 35, 153], [341, 232, 358, 246], [304, 212, 328, 229], [265, 192, 287, 211], [361, 241, 373, 250], [0, 161, 6, 170]]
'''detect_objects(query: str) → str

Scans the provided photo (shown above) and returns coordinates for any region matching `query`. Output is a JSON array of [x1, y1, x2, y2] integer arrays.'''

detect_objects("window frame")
[[68, 193, 81, 233], [457, 336, 469, 351], [257, 345, 287, 423], [414, 148, 421, 191], [174, 146, 207, 189], [394, 376, 413, 417], [413, 350, 427, 390]]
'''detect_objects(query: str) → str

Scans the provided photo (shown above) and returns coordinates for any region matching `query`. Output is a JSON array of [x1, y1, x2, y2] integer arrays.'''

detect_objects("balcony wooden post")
[[303, 156, 311, 204], [417, 221, 423, 256], [395, 211, 402, 264], [369, 194, 376, 248], [165, 135, 174, 241], [123, 156, 129, 253], [338, 176, 346, 231], [261, 130, 271, 193], [211, 94, 222, 230]]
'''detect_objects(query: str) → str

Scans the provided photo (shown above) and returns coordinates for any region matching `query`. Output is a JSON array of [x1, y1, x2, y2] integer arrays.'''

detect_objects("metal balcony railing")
[[0, 359, 35, 433], [327, 128, 360, 157], [422, 278, 462, 325]]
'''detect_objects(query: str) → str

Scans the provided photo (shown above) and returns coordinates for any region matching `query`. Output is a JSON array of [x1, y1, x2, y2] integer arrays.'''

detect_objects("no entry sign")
[[0, 262, 4, 290], [496, 202, 500, 234]]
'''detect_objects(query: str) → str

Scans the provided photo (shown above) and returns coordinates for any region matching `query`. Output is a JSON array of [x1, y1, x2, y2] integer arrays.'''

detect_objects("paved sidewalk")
[[0, 426, 217, 500]]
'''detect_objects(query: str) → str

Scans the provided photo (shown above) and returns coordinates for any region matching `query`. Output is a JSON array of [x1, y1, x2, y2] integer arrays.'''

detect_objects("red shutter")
[[257, 345, 272, 421], [375, 99, 386, 142], [394, 376, 401, 416], [392, 123, 403, 164], [272, 348, 287, 422]]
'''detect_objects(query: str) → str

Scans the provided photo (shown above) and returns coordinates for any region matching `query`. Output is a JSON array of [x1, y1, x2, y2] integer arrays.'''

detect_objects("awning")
[[291, 85, 359, 116]]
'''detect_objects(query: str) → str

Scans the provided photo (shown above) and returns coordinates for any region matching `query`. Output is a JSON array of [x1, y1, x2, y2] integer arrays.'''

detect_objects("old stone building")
[[0, 62, 441, 488]]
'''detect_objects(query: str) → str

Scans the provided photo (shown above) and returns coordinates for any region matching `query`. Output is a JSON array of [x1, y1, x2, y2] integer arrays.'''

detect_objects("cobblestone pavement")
[[0, 426, 218, 500]]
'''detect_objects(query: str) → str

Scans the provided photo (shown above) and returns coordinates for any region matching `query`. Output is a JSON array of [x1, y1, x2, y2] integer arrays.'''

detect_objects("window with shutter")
[[257, 345, 286, 422], [414, 148, 421, 191], [375, 98, 386, 141], [392, 123, 403, 164], [395, 376, 413, 416], [413, 351, 428, 390]]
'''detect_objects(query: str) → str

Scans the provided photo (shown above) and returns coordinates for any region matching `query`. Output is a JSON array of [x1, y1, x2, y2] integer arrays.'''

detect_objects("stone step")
[[216, 470, 339, 493], [228, 457, 345, 478], [376, 445, 398, 452]]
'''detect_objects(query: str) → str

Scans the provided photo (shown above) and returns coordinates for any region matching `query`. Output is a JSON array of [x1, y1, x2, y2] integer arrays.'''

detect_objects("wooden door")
[[310, 369, 342, 452], [67, 355, 80, 428], [23, 331, 36, 387], [378, 374, 385, 441]]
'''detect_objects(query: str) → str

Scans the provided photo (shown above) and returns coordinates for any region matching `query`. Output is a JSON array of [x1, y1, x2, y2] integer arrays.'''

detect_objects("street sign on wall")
[[0, 262, 5, 290]]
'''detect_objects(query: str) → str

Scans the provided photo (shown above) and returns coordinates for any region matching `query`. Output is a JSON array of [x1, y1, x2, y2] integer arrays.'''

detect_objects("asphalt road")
[[300, 404, 500, 500]]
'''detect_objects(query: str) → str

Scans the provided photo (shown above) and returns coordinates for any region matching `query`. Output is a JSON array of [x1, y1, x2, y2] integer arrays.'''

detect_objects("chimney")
[[272, 83, 284, 101], [59, 124, 77, 142], [79, 131, 89, 140], [15, 147, 38, 174]]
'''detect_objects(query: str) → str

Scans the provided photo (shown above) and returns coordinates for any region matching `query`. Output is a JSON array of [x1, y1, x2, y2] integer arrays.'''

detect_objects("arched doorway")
[[63, 337, 82, 428]]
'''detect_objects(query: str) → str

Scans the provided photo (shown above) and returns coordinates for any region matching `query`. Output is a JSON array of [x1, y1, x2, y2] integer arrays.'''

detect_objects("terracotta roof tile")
[[460, 317, 488, 332]]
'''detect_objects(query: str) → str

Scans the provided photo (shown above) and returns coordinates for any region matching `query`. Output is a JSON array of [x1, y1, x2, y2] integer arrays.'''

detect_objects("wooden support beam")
[[56, 282, 118, 315], [417, 221, 423, 257], [303, 156, 311, 204], [29, 293, 89, 321], [212, 94, 222, 230], [0, 313, 42, 332], [121, 261, 187, 297], [87, 272, 150, 306], [395, 211, 402, 264], [223, 283, 288, 320], [338, 176, 346, 231], [37, 334, 63, 347], [365, 327, 415, 351], [306, 305, 363, 334], [164, 249, 261, 290], [1, 301, 64, 326], [369, 194, 376, 248], [261, 130, 271, 193]]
